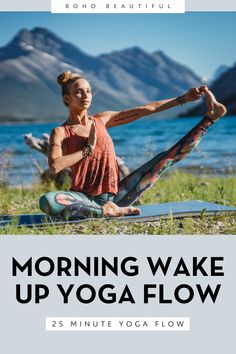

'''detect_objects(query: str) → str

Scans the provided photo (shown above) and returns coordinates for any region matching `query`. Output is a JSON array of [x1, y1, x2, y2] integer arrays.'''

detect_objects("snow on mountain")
[[0, 27, 201, 121]]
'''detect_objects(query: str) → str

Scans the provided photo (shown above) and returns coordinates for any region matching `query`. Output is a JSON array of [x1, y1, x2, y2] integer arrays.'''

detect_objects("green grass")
[[1, 170, 236, 235]]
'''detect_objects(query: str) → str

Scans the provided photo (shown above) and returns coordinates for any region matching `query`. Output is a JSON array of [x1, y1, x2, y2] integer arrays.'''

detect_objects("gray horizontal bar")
[[0, 0, 236, 12]]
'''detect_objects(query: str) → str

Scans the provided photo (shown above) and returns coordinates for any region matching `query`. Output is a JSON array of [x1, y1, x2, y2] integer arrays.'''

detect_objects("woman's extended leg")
[[114, 88, 227, 207]]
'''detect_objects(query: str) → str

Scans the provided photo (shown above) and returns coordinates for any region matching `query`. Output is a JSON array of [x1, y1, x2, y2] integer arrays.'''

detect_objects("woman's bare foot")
[[102, 201, 141, 217], [202, 87, 227, 121]]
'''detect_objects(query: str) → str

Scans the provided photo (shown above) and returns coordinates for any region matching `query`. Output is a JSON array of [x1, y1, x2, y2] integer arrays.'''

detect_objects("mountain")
[[181, 64, 236, 117], [100, 48, 199, 99], [0, 27, 201, 122]]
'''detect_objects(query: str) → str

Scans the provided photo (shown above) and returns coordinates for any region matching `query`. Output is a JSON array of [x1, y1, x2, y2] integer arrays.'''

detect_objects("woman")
[[39, 71, 226, 220]]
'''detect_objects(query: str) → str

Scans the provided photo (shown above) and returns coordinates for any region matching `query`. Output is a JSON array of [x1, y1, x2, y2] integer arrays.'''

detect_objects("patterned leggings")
[[39, 116, 214, 220]]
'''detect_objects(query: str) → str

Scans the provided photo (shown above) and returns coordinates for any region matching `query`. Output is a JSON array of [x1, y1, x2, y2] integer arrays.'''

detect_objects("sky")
[[0, 12, 236, 79]]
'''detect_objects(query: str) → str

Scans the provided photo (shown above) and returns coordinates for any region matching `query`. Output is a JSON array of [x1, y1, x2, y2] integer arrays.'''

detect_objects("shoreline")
[[0, 115, 235, 126]]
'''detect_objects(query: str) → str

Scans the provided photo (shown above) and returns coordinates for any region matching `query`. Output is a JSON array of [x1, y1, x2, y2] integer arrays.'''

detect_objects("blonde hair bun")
[[57, 71, 84, 86]]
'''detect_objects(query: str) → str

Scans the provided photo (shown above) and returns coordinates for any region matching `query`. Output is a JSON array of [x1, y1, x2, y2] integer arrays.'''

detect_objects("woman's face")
[[65, 79, 92, 110]]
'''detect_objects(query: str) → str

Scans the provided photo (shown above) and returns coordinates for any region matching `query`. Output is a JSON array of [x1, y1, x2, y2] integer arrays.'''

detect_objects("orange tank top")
[[62, 116, 119, 196]]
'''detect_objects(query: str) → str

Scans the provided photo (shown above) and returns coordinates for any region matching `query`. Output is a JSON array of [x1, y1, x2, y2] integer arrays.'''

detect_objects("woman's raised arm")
[[99, 87, 203, 128]]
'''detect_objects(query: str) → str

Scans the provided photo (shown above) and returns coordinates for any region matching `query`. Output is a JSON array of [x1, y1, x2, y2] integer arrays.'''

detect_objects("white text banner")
[[46, 317, 190, 331], [51, 0, 186, 14]]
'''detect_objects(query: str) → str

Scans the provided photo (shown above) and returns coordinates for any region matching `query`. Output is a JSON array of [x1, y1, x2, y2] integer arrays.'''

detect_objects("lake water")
[[0, 116, 235, 186]]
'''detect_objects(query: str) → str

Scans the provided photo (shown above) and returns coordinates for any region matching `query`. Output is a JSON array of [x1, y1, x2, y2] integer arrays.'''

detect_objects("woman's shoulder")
[[91, 112, 115, 127], [50, 125, 67, 139], [91, 113, 106, 126], [92, 111, 118, 128], [91, 113, 103, 121], [51, 124, 66, 133]]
